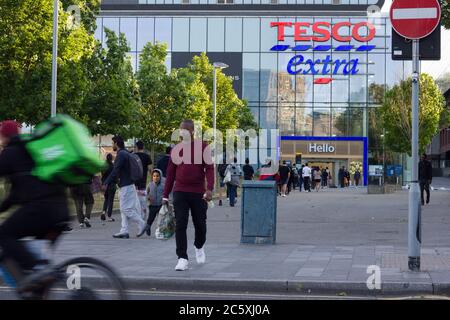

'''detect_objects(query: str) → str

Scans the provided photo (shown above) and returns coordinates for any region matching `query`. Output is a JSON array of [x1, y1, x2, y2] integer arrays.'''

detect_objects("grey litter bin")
[[240, 180, 277, 244]]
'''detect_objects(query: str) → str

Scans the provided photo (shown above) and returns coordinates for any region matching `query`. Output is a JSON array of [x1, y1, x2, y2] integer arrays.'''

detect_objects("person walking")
[[419, 153, 433, 205], [243, 158, 254, 181], [162, 120, 214, 271], [298, 165, 304, 192], [70, 180, 94, 228], [338, 166, 345, 188], [345, 169, 351, 187], [354, 169, 361, 187], [225, 158, 242, 206], [103, 136, 146, 239], [278, 160, 290, 197], [302, 163, 312, 192], [101, 153, 117, 222], [143, 169, 165, 236], [157, 146, 172, 178], [321, 167, 329, 188], [134, 140, 152, 220], [217, 162, 228, 206], [314, 168, 322, 192]]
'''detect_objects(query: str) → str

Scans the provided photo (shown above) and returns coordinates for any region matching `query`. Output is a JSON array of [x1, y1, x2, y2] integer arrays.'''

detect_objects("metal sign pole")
[[408, 39, 421, 271], [51, 0, 59, 118]]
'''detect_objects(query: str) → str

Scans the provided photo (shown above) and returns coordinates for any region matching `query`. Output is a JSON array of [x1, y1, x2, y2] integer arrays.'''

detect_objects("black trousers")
[[0, 202, 70, 270], [303, 177, 311, 191], [173, 192, 208, 260], [420, 181, 430, 203], [147, 205, 162, 227], [103, 186, 116, 217]]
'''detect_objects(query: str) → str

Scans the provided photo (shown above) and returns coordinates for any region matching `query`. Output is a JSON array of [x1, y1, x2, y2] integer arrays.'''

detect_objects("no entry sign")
[[390, 0, 441, 40]]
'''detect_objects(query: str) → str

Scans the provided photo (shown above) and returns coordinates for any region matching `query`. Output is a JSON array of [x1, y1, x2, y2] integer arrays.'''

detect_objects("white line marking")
[[393, 8, 438, 20]]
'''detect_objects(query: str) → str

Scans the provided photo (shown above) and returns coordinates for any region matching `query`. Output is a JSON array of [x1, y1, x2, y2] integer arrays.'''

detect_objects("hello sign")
[[270, 21, 377, 84]]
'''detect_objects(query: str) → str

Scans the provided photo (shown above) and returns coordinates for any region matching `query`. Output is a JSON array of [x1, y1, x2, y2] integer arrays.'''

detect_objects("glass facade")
[[96, 2, 409, 185]]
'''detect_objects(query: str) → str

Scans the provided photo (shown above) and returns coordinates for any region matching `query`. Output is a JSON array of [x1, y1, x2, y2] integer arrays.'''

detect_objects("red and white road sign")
[[390, 0, 441, 40]]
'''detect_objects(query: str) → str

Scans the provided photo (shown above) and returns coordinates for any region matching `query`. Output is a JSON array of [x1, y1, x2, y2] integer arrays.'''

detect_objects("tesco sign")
[[271, 21, 376, 42], [270, 21, 377, 84]]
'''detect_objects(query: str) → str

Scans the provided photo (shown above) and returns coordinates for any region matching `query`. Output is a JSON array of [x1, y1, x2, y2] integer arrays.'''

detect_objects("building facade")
[[97, 0, 413, 185]]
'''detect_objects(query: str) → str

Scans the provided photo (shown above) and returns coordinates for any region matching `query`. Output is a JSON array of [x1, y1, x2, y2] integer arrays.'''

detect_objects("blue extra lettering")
[[287, 55, 305, 75], [343, 59, 360, 75], [303, 59, 320, 75], [321, 55, 333, 74]]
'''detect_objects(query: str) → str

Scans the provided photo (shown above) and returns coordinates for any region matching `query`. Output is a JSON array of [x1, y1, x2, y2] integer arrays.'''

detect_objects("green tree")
[[0, 0, 98, 125], [83, 28, 139, 138], [442, 0, 450, 29], [380, 73, 446, 155]]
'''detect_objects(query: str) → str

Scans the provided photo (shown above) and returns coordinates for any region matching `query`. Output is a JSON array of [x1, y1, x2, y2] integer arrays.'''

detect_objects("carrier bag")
[[155, 204, 176, 240], [22, 114, 106, 185]]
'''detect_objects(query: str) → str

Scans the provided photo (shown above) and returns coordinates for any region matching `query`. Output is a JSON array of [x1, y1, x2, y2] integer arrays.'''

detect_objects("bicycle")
[[0, 222, 127, 300]]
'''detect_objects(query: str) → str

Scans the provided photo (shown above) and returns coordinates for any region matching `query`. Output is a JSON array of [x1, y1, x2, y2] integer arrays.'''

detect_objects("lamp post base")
[[408, 256, 420, 272]]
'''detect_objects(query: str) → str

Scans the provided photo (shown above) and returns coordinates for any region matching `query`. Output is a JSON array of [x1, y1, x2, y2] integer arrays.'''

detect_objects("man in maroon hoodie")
[[162, 120, 214, 271]]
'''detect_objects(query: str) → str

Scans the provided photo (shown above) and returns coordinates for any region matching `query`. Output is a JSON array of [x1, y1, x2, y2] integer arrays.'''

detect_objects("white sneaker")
[[175, 258, 189, 271], [79, 223, 85, 228], [195, 247, 206, 264], [282, 194, 286, 197]]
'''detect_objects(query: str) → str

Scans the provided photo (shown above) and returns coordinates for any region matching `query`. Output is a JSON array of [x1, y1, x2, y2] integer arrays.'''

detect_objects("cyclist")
[[0, 120, 71, 291]]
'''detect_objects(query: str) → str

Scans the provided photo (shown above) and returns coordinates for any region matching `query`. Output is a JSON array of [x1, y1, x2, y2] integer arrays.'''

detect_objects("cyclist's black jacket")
[[0, 136, 67, 212]]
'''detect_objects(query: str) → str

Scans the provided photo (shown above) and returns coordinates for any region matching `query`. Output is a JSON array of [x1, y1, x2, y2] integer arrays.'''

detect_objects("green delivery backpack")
[[22, 115, 106, 185]]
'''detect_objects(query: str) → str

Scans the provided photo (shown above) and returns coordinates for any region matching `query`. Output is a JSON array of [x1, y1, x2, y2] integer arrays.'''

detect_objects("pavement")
[[3, 178, 450, 298]]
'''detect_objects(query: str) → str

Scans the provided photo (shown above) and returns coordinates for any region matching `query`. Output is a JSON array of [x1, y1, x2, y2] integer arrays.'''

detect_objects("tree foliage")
[[442, 0, 450, 29], [0, 0, 99, 125], [380, 73, 446, 155]]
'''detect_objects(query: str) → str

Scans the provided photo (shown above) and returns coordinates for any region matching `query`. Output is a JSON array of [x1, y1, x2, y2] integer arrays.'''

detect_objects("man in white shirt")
[[302, 163, 312, 192]]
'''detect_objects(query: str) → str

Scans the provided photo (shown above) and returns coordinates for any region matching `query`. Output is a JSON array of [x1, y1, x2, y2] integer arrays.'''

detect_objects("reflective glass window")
[[332, 107, 348, 136], [225, 18, 242, 52], [350, 75, 367, 103], [243, 18, 260, 52], [243, 53, 260, 102], [313, 108, 331, 136], [296, 74, 313, 103], [208, 18, 225, 52], [120, 18, 137, 52], [279, 107, 295, 135], [260, 108, 277, 129], [94, 18, 102, 42], [190, 18, 207, 52], [155, 18, 172, 50], [261, 18, 278, 52], [260, 53, 278, 102], [173, 18, 189, 52], [296, 108, 313, 136], [138, 18, 154, 51], [349, 108, 364, 136], [102, 18, 120, 46], [278, 54, 296, 103]]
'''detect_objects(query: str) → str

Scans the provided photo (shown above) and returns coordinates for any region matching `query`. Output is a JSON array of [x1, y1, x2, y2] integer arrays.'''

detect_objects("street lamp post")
[[51, 0, 59, 118], [212, 62, 229, 197]]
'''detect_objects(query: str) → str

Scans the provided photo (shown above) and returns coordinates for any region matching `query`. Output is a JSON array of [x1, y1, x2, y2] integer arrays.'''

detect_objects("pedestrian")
[[70, 179, 94, 228], [338, 166, 345, 188], [243, 158, 254, 181], [419, 153, 433, 205], [278, 160, 290, 197], [101, 153, 117, 222], [291, 165, 299, 191], [143, 169, 165, 236], [287, 164, 295, 194], [217, 161, 228, 206], [259, 159, 277, 181], [345, 169, 351, 187], [321, 167, 329, 188], [354, 169, 361, 187], [314, 168, 321, 192], [157, 146, 172, 178], [302, 163, 312, 192], [103, 135, 146, 239], [298, 165, 304, 192], [135, 140, 152, 220], [225, 157, 242, 206], [162, 120, 214, 271]]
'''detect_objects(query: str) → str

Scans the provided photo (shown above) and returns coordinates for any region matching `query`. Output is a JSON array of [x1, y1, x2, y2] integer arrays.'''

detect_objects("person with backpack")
[[103, 136, 146, 239], [134, 140, 152, 220], [101, 153, 117, 222], [224, 158, 242, 207], [143, 169, 166, 237], [0, 120, 71, 286]]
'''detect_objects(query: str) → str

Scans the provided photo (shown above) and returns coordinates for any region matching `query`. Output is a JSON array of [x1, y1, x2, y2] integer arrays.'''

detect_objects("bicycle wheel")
[[42, 257, 127, 300]]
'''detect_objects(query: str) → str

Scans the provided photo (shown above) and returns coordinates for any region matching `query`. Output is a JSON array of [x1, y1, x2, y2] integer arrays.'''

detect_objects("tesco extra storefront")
[[98, 0, 413, 186]]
